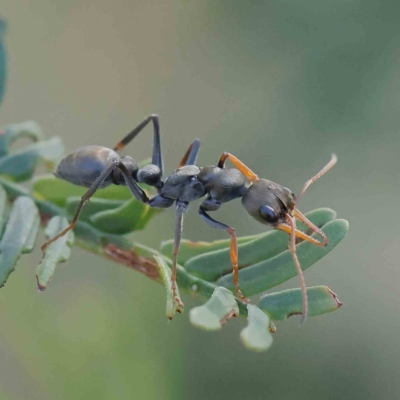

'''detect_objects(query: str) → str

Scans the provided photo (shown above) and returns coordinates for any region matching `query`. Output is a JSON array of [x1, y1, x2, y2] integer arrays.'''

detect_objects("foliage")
[[0, 23, 348, 351]]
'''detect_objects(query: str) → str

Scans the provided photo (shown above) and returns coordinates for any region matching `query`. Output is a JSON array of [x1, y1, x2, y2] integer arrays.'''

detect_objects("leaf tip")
[[240, 305, 274, 352], [153, 255, 184, 319], [189, 287, 238, 331], [36, 275, 47, 292], [327, 287, 343, 308]]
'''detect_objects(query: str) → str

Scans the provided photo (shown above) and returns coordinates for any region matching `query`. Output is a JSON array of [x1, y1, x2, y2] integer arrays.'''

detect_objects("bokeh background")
[[1, 1, 399, 399]]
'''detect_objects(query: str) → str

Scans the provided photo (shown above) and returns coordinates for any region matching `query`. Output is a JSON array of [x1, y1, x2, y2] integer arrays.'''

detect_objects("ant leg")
[[198, 198, 248, 302], [113, 114, 164, 175], [275, 222, 325, 246], [116, 162, 150, 204], [177, 139, 201, 167], [217, 152, 259, 182], [41, 161, 118, 252], [293, 208, 328, 245], [295, 154, 337, 205], [286, 213, 308, 324], [171, 200, 188, 308]]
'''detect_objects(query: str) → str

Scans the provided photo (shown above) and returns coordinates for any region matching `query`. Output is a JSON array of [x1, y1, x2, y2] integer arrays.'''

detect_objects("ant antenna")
[[294, 154, 337, 205]]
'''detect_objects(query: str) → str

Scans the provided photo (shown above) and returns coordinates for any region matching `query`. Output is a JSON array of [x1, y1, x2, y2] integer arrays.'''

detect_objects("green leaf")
[[36, 216, 74, 291], [154, 255, 184, 319], [240, 305, 273, 352], [259, 286, 343, 320], [66, 196, 124, 222], [0, 18, 6, 106], [0, 184, 8, 236], [189, 287, 239, 330], [89, 198, 158, 234], [32, 159, 153, 206], [0, 121, 44, 157], [160, 234, 258, 266], [33, 175, 139, 206], [217, 219, 349, 296], [0, 197, 40, 287], [184, 208, 337, 281], [0, 137, 65, 181]]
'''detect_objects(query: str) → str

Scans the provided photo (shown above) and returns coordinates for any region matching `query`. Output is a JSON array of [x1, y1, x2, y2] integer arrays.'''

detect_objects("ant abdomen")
[[55, 145, 118, 188]]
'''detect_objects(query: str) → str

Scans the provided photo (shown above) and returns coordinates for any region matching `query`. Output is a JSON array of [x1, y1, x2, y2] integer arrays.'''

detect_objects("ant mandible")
[[42, 114, 336, 322]]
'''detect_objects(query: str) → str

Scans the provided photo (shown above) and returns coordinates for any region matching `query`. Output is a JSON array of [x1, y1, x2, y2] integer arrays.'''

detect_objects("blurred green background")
[[1, 1, 399, 399]]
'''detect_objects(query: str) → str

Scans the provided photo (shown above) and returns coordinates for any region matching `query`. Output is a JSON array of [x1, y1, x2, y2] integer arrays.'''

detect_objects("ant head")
[[242, 179, 294, 226], [137, 164, 163, 189]]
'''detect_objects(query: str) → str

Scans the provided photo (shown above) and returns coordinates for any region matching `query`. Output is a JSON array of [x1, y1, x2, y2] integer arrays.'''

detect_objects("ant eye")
[[259, 205, 279, 224]]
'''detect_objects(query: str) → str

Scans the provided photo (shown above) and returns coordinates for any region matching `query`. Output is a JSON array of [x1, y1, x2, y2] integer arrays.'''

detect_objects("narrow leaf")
[[259, 286, 343, 320], [32, 159, 153, 206], [160, 234, 258, 266], [33, 175, 137, 206], [0, 121, 44, 157], [0, 137, 64, 181], [189, 287, 239, 330], [0, 197, 40, 286], [0, 184, 7, 236], [90, 198, 158, 234], [66, 196, 124, 222], [217, 219, 349, 296], [0, 18, 6, 106], [36, 216, 74, 291], [185, 208, 337, 281], [240, 305, 273, 352], [154, 255, 184, 319]]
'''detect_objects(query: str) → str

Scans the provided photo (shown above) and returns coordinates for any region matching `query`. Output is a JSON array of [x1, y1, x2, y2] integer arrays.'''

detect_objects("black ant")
[[42, 115, 337, 322]]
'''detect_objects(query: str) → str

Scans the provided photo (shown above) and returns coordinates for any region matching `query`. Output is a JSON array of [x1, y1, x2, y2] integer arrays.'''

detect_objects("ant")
[[42, 114, 337, 322]]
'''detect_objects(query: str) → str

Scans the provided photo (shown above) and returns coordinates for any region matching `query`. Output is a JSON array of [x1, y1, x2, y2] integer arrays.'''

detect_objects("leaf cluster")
[[0, 21, 349, 351]]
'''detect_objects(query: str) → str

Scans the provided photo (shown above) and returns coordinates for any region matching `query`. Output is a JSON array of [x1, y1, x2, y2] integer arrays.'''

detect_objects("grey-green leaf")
[[154, 255, 184, 319], [0, 197, 40, 286], [0, 184, 8, 235], [66, 196, 124, 222], [0, 121, 44, 157], [240, 304, 273, 352], [217, 219, 349, 296], [184, 208, 337, 281], [90, 198, 158, 234], [33, 175, 137, 206], [259, 286, 343, 320], [189, 287, 239, 330], [160, 234, 259, 267], [36, 216, 74, 291], [0, 137, 64, 181]]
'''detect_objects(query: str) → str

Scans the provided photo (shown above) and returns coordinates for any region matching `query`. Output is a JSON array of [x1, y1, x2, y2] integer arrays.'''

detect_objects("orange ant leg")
[[293, 208, 328, 245], [199, 206, 249, 303], [217, 152, 259, 183], [275, 223, 325, 247]]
